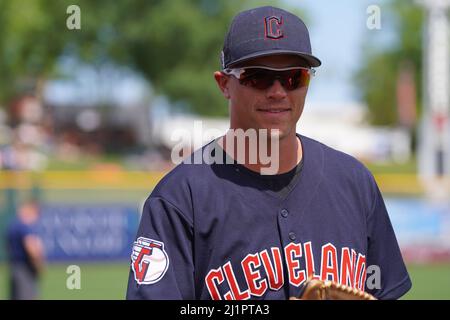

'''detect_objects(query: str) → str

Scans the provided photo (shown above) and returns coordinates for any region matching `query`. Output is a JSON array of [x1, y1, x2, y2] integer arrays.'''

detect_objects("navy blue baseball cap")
[[221, 6, 321, 69]]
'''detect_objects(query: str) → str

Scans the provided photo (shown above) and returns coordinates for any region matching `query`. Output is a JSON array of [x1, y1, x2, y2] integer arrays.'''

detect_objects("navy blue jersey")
[[6, 219, 36, 264], [126, 134, 411, 300]]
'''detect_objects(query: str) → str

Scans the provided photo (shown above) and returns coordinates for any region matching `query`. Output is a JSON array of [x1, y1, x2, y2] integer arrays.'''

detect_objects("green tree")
[[0, 0, 70, 104], [355, 0, 424, 126], [0, 0, 288, 116]]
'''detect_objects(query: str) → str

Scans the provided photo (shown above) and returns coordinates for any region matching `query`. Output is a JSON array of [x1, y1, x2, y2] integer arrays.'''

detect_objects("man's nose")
[[266, 79, 288, 100]]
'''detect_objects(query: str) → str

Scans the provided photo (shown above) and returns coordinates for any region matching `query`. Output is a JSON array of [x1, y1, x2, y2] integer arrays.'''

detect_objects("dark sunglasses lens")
[[282, 69, 310, 90], [240, 69, 310, 90], [299, 69, 311, 87], [240, 70, 274, 90]]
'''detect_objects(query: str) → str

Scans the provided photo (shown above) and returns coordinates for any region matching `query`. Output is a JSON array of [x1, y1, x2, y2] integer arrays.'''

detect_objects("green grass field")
[[401, 263, 450, 300], [1, 262, 449, 300], [0, 262, 129, 300]]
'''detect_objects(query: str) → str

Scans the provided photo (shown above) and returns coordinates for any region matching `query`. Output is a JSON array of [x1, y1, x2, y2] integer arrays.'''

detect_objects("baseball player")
[[6, 199, 45, 300], [126, 6, 412, 300]]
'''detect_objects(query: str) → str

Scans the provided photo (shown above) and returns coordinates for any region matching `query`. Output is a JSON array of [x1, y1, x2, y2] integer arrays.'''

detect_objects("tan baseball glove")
[[290, 278, 377, 300]]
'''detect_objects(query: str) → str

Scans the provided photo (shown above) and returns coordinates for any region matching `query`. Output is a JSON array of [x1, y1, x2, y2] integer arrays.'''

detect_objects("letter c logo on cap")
[[265, 16, 283, 39]]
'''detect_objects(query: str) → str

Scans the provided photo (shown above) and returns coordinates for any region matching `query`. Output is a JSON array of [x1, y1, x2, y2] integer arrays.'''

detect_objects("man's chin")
[[266, 127, 290, 140]]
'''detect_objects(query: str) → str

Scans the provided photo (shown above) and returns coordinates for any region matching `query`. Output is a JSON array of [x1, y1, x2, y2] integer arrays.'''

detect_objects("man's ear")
[[214, 71, 231, 99]]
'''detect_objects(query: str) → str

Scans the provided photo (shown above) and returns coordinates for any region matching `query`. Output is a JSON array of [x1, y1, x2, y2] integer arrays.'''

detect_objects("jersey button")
[[280, 209, 289, 218], [289, 232, 296, 241]]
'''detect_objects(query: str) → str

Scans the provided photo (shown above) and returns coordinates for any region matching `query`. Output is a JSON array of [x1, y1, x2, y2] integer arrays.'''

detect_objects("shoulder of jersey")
[[150, 141, 217, 197], [301, 134, 375, 183]]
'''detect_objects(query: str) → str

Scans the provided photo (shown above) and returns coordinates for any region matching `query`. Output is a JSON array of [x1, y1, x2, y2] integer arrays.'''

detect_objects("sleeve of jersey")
[[126, 196, 194, 300], [21, 223, 36, 238], [365, 184, 412, 300]]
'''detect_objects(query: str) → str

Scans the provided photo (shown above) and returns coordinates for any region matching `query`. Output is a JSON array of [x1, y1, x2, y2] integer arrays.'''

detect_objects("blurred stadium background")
[[1, 0, 450, 299]]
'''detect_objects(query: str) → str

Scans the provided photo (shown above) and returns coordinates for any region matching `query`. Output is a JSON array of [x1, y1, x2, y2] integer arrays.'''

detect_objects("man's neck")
[[218, 131, 302, 175]]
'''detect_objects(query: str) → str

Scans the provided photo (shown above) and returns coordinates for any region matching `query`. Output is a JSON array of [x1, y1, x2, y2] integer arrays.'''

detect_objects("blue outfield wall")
[[31, 198, 450, 262], [36, 204, 141, 261]]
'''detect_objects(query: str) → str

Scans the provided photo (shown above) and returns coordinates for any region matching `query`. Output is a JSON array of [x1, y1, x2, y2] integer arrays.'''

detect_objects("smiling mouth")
[[257, 108, 291, 113]]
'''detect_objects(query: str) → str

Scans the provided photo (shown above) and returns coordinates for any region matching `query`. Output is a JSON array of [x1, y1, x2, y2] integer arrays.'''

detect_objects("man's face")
[[215, 55, 310, 140], [19, 202, 40, 224]]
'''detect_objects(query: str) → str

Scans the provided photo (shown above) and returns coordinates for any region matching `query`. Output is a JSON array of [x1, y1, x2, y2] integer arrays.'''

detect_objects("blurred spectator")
[[6, 200, 45, 300], [0, 141, 48, 170]]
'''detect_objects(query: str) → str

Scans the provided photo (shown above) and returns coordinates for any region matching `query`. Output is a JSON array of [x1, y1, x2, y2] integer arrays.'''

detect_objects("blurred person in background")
[[6, 199, 45, 300]]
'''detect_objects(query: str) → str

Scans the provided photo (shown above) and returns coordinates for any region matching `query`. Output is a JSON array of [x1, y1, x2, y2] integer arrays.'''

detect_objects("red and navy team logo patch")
[[265, 16, 284, 39], [131, 237, 169, 285]]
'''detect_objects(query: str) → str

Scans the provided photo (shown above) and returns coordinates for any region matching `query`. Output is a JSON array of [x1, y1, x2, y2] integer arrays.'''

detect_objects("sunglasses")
[[223, 66, 315, 91]]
